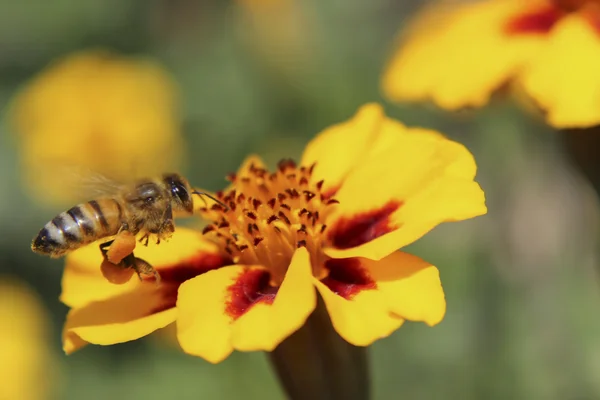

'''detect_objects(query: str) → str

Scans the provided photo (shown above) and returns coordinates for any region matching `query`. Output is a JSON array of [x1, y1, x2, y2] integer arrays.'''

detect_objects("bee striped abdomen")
[[31, 198, 124, 257]]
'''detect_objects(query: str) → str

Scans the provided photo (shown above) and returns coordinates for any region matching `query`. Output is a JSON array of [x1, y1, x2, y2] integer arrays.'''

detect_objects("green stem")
[[560, 126, 600, 197], [268, 295, 370, 400]]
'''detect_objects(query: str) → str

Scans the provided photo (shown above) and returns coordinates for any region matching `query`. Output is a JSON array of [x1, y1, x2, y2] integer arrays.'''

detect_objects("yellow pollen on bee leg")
[[198, 159, 339, 285]]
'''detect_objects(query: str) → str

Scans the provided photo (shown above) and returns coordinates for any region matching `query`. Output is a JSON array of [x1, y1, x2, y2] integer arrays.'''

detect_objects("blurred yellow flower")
[[236, 0, 314, 80], [10, 49, 184, 206], [382, 0, 600, 128], [59, 103, 486, 363], [0, 277, 58, 400]]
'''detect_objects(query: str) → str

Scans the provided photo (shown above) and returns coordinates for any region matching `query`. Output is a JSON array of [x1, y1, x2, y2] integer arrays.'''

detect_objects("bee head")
[[131, 181, 164, 210], [163, 173, 194, 214]]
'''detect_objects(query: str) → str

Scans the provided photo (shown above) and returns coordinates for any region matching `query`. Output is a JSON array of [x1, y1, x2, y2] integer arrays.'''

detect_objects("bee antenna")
[[192, 191, 229, 211]]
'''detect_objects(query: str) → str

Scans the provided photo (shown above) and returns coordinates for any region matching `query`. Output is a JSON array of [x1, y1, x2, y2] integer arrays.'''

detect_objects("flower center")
[[198, 159, 340, 285]]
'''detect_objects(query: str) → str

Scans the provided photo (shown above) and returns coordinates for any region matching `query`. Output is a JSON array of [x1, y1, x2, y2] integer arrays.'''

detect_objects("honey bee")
[[31, 172, 221, 281]]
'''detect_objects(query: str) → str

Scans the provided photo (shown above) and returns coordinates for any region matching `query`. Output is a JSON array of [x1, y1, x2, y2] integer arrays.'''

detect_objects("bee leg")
[[99, 240, 115, 259], [138, 233, 150, 246], [122, 254, 161, 284], [155, 205, 174, 245], [146, 204, 174, 246]]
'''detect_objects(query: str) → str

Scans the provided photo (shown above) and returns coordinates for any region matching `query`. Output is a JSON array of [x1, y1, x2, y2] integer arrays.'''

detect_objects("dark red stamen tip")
[[278, 158, 297, 172], [277, 193, 287, 202], [218, 220, 230, 229], [267, 198, 277, 209], [278, 211, 291, 225], [211, 204, 224, 211], [326, 199, 340, 205], [328, 200, 403, 249], [285, 188, 300, 198], [202, 225, 215, 234], [280, 203, 291, 210], [226, 173, 237, 182], [252, 198, 262, 210], [297, 240, 307, 248], [304, 191, 316, 202], [254, 168, 267, 178], [299, 177, 309, 186], [253, 237, 264, 246], [246, 211, 257, 220], [267, 215, 279, 224], [322, 186, 340, 200]]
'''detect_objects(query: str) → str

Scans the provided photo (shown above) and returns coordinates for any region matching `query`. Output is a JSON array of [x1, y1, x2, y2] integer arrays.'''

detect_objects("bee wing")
[[53, 165, 128, 201]]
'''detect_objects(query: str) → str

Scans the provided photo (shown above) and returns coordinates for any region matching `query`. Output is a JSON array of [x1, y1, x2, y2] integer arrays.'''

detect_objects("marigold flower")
[[10, 49, 183, 206], [60, 103, 486, 363], [0, 277, 59, 400], [382, 0, 600, 128]]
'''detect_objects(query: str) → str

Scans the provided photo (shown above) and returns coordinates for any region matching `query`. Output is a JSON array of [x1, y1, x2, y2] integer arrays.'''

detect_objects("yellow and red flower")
[[61, 103, 486, 363], [0, 277, 60, 400], [10, 49, 184, 206], [382, 0, 600, 128]]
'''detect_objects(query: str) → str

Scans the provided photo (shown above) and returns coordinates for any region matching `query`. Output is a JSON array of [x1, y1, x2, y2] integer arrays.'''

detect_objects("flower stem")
[[560, 126, 600, 197], [268, 295, 370, 400]]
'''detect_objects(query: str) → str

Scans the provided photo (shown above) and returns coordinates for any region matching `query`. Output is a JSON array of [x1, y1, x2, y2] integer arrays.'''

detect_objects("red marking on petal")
[[148, 253, 232, 314], [582, 4, 600, 34], [321, 258, 376, 300], [505, 5, 564, 35], [226, 269, 278, 319], [327, 200, 402, 249]]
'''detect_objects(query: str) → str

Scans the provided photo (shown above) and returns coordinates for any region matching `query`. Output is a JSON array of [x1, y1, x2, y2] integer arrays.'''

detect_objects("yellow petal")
[[61, 228, 223, 308], [519, 14, 600, 128], [176, 265, 242, 364], [363, 252, 445, 326], [232, 248, 316, 351], [177, 249, 316, 363], [325, 121, 486, 260], [314, 278, 403, 347], [63, 285, 178, 354], [382, 0, 544, 109], [300, 104, 385, 195]]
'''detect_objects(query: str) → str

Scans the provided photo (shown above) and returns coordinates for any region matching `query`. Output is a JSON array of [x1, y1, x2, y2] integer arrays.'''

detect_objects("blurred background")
[[1, 0, 600, 399]]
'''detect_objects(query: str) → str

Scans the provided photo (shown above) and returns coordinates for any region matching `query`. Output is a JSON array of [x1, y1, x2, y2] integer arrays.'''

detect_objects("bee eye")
[[145, 197, 155, 204]]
